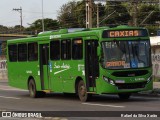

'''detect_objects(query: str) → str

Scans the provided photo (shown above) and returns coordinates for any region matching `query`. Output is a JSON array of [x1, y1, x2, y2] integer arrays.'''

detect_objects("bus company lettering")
[[26, 71, 32, 74], [106, 61, 125, 67], [78, 64, 85, 76], [109, 30, 139, 37], [78, 64, 84, 71], [50, 35, 61, 39], [54, 63, 71, 75], [135, 78, 145, 81], [54, 63, 70, 69]]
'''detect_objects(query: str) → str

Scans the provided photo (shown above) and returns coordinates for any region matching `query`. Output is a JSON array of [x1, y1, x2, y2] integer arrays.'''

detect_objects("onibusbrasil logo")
[[1, 112, 42, 118]]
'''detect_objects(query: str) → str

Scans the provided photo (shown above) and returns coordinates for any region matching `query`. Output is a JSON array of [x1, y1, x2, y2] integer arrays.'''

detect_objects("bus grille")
[[115, 82, 147, 90], [112, 70, 148, 77]]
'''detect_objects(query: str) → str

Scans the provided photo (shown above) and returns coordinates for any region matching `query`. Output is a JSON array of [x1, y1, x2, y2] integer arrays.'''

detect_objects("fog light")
[[110, 80, 115, 85], [103, 76, 109, 82]]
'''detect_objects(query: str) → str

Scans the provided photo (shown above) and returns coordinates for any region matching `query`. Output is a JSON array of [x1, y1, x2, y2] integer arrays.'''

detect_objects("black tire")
[[28, 79, 37, 98], [77, 80, 91, 102], [63, 93, 75, 97], [28, 79, 46, 98], [38, 91, 46, 98], [118, 93, 131, 100]]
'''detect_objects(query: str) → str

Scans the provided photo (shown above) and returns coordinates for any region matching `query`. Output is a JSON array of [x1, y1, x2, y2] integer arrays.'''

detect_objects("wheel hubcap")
[[80, 86, 86, 96], [30, 84, 34, 96]]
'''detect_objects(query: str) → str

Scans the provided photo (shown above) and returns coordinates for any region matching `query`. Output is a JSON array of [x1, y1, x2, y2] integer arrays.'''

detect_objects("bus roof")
[[37, 25, 146, 37], [37, 27, 109, 37], [7, 25, 147, 43]]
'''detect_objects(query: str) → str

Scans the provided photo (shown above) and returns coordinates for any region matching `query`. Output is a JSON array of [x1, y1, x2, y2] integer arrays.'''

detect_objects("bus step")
[[87, 92, 96, 94], [42, 90, 51, 93]]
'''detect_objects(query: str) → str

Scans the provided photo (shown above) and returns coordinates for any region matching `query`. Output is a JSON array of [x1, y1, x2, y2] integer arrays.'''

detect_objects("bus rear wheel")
[[28, 79, 46, 98], [28, 79, 37, 98], [118, 93, 131, 100], [77, 80, 91, 102]]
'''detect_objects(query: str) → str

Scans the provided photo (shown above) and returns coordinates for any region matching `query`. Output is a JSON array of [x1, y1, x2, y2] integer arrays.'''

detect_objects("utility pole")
[[94, 0, 106, 28], [86, 0, 92, 28], [132, 0, 138, 26], [159, 0, 160, 12], [42, 0, 45, 32], [97, 4, 99, 27], [13, 7, 22, 32], [159, 0, 160, 28]]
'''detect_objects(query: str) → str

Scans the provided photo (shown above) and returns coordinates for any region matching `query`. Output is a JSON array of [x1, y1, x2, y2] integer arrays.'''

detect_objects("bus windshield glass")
[[101, 40, 150, 69]]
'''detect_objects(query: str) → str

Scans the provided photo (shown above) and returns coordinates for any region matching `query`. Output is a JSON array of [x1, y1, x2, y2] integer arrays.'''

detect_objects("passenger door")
[[39, 44, 50, 90], [85, 40, 99, 92]]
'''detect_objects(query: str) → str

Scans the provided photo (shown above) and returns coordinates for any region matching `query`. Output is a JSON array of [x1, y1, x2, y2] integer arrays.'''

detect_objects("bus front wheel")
[[77, 80, 91, 102]]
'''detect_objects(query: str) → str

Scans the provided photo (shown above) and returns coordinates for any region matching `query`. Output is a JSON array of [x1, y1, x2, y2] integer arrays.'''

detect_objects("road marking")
[[82, 103, 125, 108], [0, 85, 27, 91], [0, 95, 21, 99], [0, 88, 27, 91], [132, 96, 160, 100]]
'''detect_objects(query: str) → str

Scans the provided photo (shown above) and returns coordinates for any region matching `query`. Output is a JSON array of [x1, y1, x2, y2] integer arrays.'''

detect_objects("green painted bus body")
[[7, 26, 153, 95]]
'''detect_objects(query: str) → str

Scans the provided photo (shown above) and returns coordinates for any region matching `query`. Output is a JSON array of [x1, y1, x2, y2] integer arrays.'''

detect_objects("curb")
[[134, 88, 160, 97]]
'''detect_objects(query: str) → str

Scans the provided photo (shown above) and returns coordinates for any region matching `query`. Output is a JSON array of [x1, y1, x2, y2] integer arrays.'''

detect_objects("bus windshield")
[[101, 40, 150, 69]]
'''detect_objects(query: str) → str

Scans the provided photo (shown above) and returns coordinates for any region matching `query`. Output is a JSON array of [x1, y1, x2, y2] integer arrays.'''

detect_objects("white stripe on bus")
[[54, 68, 70, 75]]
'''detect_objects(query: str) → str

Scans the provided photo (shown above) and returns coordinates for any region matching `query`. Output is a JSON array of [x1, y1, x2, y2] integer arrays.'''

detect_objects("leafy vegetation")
[[0, 0, 159, 35]]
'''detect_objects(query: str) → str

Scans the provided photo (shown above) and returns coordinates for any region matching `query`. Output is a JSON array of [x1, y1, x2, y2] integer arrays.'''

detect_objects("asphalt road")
[[0, 81, 160, 120]]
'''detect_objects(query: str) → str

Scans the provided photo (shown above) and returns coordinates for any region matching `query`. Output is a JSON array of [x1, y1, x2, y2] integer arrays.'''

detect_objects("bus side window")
[[72, 38, 83, 60], [8, 44, 17, 62], [18, 44, 27, 62], [61, 40, 71, 60], [50, 40, 60, 60], [28, 42, 38, 61]]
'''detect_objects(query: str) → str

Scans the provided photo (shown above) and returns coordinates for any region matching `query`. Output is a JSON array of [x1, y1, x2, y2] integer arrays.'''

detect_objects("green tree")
[[58, 0, 106, 28], [138, 4, 160, 26], [0, 25, 8, 33], [27, 18, 60, 33], [57, 1, 80, 28], [92, 3, 106, 27], [74, 1, 86, 28], [103, 1, 131, 26], [136, 2, 160, 35]]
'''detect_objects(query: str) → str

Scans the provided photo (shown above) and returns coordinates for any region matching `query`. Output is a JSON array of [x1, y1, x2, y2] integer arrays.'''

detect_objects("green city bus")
[[7, 25, 153, 102]]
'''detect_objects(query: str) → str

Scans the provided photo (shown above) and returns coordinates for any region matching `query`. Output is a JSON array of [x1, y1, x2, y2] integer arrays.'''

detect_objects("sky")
[[0, 0, 74, 27]]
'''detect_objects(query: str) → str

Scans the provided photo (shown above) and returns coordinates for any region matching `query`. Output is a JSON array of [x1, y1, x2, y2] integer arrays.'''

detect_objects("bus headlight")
[[103, 76, 109, 82], [147, 75, 152, 83], [103, 76, 115, 86]]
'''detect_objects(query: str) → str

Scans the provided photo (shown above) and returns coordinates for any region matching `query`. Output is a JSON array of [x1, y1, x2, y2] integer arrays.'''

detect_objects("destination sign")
[[102, 29, 148, 38], [106, 61, 126, 67]]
